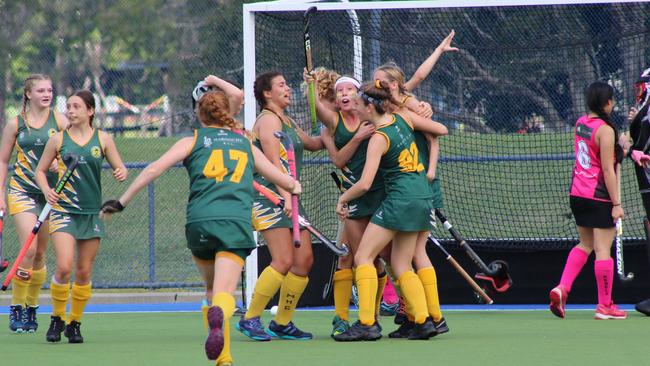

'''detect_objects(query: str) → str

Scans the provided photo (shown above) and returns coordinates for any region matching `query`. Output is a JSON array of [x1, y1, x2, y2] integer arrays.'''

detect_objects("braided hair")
[[198, 91, 243, 130], [21, 74, 52, 117]]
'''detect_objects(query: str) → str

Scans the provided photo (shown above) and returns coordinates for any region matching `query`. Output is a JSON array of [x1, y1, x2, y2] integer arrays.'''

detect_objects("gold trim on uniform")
[[252, 202, 283, 231], [48, 212, 71, 233], [8, 190, 35, 214]]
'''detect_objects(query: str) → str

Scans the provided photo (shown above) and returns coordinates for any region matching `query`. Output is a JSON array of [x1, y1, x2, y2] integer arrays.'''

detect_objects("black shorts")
[[570, 196, 615, 228]]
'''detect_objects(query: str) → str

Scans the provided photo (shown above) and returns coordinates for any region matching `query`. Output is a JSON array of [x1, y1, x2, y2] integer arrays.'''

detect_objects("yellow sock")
[[26, 267, 46, 307], [11, 276, 29, 306], [417, 267, 443, 322], [375, 272, 388, 316], [69, 282, 92, 322], [50, 281, 70, 320], [333, 269, 353, 321], [275, 272, 309, 326], [398, 271, 428, 324], [202, 303, 210, 332], [355, 264, 377, 326], [245, 266, 284, 319], [212, 292, 235, 365]]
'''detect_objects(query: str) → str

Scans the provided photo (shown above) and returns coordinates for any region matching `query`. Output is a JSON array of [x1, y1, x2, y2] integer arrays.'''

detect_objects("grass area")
[[1, 310, 647, 365]]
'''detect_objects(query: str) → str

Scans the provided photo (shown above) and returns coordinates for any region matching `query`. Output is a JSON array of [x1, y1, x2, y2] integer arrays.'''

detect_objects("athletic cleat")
[[330, 315, 350, 338], [236, 316, 271, 341], [46, 316, 65, 342], [266, 320, 313, 340], [380, 300, 399, 316], [64, 321, 84, 343], [205, 306, 224, 360], [333, 320, 382, 342], [408, 318, 438, 340], [433, 317, 449, 334], [594, 303, 627, 320], [9, 305, 25, 333], [394, 297, 408, 325], [549, 285, 568, 319], [23, 306, 39, 333], [388, 321, 414, 338]]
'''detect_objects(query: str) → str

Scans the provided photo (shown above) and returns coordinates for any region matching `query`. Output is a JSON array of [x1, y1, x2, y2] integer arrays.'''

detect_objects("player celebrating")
[[35, 90, 128, 343], [237, 71, 322, 341], [549, 81, 626, 320], [101, 90, 301, 365], [0, 74, 68, 333], [335, 80, 447, 341]]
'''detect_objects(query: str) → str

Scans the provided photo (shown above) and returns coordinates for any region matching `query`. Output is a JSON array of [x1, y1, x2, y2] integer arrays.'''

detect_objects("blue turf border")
[[0, 303, 636, 314]]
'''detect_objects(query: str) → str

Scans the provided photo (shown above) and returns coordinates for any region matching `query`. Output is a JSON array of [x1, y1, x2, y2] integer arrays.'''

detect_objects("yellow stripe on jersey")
[[48, 213, 70, 233], [8, 190, 35, 213], [374, 131, 391, 155]]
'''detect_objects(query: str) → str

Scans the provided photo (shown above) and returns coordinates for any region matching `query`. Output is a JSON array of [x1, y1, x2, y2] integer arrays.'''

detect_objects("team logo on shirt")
[[19, 132, 25, 140], [203, 136, 213, 149], [91, 146, 102, 159], [577, 140, 591, 169]]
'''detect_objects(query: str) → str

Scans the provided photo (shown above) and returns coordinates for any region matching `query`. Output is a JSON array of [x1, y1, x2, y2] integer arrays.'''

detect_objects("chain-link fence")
[[2, 1, 650, 288]]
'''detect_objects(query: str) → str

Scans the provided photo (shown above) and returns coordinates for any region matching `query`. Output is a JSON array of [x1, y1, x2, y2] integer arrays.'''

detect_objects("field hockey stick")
[[0, 210, 8, 273], [303, 6, 318, 135], [1, 153, 79, 291], [428, 235, 494, 304], [322, 172, 347, 300], [274, 131, 301, 248], [614, 164, 634, 282], [253, 181, 349, 256], [435, 209, 510, 278]]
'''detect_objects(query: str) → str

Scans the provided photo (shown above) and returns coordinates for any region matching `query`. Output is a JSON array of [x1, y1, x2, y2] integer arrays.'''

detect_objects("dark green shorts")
[[252, 198, 305, 231], [185, 219, 255, 261], [49, 212, 105, 239], [371, 196, 434, 232], [348, 188, 385, 220], [430, 178, 444, 209]]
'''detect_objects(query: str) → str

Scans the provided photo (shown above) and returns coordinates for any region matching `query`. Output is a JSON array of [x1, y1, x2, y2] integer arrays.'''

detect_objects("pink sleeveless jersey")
[[570, 115, 611, 202]]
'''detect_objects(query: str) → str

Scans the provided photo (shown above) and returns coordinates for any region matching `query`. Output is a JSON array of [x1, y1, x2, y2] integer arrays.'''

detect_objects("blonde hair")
[[374, 62, 413, 97], [198, 91, 243, 129], [22, 74, 52, 117], [303, 67, 340, 103]]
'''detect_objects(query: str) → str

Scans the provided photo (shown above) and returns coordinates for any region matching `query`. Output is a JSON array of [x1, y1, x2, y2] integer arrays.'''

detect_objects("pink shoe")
[[594, 303, 627, 320], [549, 285, 568, 318]]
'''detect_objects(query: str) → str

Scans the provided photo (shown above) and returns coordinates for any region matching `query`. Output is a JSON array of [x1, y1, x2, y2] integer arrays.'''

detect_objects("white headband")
[[335, 76, 360, 90]]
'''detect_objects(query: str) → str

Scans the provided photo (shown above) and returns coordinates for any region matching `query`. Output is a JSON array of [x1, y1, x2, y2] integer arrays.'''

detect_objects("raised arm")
[[204, 74, 244, 117], [100, 131, 128, 182], [404, 30, 458, 92], [303, 68, 338, 129], [116, 137, 194, 207], [0, 117, 18, 212]]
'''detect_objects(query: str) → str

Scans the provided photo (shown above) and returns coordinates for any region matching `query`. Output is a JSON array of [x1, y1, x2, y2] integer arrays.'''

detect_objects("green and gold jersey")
[[414, 130, 444, 208], [333, 112, 384, 192], [184, 127, 255, 224], [252, 109, 303, 194], [374, 114, 431, 199], [9, 110, 60, 194], [54, 129, 104, 214]]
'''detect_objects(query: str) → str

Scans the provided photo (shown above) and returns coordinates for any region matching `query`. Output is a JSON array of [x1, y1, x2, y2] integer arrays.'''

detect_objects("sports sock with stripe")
[[275, 272, 309, 326], [244, 266, 285, 319]]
